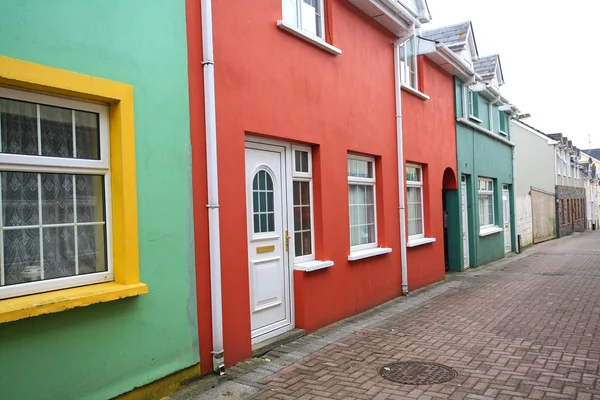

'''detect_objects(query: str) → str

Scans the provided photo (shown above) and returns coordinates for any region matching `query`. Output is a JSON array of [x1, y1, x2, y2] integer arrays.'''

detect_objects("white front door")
[[245, 141, 293, 343], [503, 185, 511, 253], [461, 177, 470, 269]]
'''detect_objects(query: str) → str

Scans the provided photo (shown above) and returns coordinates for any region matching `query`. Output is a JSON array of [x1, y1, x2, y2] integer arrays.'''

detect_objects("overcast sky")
[[423, 0, 600, 151]]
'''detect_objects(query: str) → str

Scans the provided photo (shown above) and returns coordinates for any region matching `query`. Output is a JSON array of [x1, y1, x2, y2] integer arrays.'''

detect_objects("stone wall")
[[556, 185, 586, 237]]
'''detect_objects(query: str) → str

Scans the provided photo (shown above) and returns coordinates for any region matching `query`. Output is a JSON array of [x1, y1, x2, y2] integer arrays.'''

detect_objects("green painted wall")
[[450, 77, 515, 270], [0, 1, 198, 399]]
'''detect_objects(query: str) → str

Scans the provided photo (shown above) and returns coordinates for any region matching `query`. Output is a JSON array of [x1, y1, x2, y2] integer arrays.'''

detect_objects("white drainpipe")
[[393, 39, 409, 295], [201, 0, 225, 375]]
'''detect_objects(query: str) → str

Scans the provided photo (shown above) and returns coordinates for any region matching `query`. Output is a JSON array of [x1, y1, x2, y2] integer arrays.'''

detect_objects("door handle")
[[285, 229, 290, 252]]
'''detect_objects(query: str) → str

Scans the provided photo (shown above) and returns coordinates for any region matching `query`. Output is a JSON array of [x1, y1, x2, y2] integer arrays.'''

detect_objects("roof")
[[473, 55, 498, 77], [422, 21, 471, 48], [582, 148, 600, 160]]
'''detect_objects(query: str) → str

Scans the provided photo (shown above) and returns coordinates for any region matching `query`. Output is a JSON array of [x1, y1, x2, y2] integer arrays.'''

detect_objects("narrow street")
[[173, 231, 600, 400]]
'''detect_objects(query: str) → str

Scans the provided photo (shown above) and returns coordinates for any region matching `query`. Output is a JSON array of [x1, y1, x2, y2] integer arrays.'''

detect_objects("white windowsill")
[[348, 247, 392, 261], [407, 237, 436, 247], [401, 84, 430, 100], [499, 130, 507, 136], [469, 115, 483, 123], [479, 226, 503, 237], [457, 118, 515, 147], [294, 260, 334, 272], [276, 21, 342, 55]]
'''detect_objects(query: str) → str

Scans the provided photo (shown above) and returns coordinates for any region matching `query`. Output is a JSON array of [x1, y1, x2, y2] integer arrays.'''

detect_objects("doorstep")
[[251, 328, 305, 358]]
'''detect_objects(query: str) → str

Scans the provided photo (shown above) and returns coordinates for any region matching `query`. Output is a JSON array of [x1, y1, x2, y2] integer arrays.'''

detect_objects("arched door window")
[[252, 170, 275, 233]]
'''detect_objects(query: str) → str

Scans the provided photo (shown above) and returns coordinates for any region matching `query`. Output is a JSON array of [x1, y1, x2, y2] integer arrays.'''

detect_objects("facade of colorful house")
[[0, 2, 199, 399], [423, 22, 518, 270], [188, 0, 432, 371], [512, 121, 557, 247], [580, 150, 600, 230]]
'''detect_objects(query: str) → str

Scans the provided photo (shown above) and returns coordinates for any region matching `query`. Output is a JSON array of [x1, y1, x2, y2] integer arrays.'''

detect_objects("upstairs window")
[[400, 38, 418, 90], [468, 89, 480, 120], [282, 0, 325, 38], [499, 111, 507, 134]]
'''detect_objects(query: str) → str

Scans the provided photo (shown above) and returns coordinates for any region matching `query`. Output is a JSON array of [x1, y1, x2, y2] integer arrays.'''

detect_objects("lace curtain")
[[0, 98, 106, 287]]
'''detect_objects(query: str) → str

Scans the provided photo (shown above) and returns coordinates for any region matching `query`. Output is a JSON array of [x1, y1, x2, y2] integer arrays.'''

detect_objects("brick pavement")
[[173, 231, 600, 400]]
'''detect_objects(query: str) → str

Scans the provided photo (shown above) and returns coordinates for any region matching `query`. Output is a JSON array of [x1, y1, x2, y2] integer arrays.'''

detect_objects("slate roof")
[[473, 55, 498, 78], [582, 148, 600, 160], [422, 21, 471, 48]]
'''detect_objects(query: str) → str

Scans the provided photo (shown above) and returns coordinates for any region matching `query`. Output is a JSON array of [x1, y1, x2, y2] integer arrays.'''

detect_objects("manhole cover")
[[379, 361, 457, 385]]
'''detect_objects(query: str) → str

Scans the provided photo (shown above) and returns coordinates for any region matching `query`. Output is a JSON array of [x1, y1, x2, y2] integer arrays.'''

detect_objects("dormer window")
[[400, 38, 418, 90], [282, 0, 325, 39], [468, 89, 480, 120]]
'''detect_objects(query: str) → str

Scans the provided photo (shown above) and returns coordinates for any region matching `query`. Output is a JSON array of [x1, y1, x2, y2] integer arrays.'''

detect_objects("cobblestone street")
[[174, 231, 600, 400]]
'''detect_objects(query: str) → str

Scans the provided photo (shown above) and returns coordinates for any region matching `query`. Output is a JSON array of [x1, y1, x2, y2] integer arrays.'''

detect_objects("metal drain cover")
[[379, 361, 457, 385]]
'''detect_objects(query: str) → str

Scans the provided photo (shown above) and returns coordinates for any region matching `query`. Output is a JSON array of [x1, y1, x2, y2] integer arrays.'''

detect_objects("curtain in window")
[[0, 99, 106, 286], [407, 186, 423, 236], [478, 193, 494, 226], [348, 184, 375, 246]]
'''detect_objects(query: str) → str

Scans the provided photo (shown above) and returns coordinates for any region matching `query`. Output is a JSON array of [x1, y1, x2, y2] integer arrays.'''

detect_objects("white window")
[[400, 38, 418, 90], [292, 146, 314, 262], [478, 178, 495, 228], [406, 164, 424, 239], [468, 89, 479, 119], [252, 170, 275, 233], [348, 155, 376, 251], [282, 0, 325, 38], [0, 87, 111, 299]]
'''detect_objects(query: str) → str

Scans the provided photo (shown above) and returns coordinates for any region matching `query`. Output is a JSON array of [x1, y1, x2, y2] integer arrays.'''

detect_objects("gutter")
[[393, 38, 410, 296], [201, 0, 225, 375]]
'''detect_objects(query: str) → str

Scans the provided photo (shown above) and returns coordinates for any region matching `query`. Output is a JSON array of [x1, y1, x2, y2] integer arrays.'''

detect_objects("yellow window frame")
[[0, 56, 147, 323]]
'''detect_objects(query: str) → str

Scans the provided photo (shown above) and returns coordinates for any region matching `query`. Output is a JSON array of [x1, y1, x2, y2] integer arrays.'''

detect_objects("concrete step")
[[251, 328, 305, 358]]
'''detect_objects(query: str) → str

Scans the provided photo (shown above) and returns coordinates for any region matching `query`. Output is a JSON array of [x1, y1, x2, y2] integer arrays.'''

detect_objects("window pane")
[[2, 171, 39, 227], [42, 173, 74, 225], [294, 207, 301, 231], [76, 175, 105, 223], [78, 224, 107, 274], [348, 183, 376, 247], [301, 0, 318, 36], [3, 228, 41, 286], [295, 150, 309, 173], [406, 166, 421, 182], [40, 104, 73, 158], [302, 231, 312, 255], [300, 181, 310, 205], [301, 206, 311, 229], [348, 159, 373, 178], [283, 0, 299, 28], [75, 110, 100, 160], [267, 212, 274, 231], [43, 226, 76, 279], [294, 232, 302, 256], [0, 98, 38, 156]]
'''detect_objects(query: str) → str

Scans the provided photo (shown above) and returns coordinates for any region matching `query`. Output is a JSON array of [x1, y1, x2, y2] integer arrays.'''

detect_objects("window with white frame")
[[292, 146, 314, 262], [499, 111, 507, 134], [0, 87, 111, 299], [400, 38, 418, 90], [282, 0, 325, 38], [478, 178, 495, 228], [348, 155, 376, 251], [406, 164, 424, 239], [468, 89, 479, 119]]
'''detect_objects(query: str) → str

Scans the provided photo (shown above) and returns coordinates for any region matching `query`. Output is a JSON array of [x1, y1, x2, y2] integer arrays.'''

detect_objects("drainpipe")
[[201, 0, 225, 375], [393, 39, 409, 296]]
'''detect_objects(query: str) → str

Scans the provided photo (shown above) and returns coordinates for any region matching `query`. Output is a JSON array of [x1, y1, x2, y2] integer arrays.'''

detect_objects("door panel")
[[245, 143, 292, 342], [461, 179, 470, 268]]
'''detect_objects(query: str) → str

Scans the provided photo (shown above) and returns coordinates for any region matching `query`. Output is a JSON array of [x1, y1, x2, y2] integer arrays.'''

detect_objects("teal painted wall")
[[451, 77, 514, 269], [0, 1, 198, 399]]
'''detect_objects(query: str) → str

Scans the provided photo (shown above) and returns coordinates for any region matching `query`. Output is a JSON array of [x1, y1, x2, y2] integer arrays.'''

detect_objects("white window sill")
[[401, 84, 430, 100], [469, 115, 483, 123], [277, 21, 342, 55], [479, 226, 503, 237], [499, 130, 508, 136], [294, 260, 334, 272], [348, 247, 392, 261], [407, 237, 436, 247]]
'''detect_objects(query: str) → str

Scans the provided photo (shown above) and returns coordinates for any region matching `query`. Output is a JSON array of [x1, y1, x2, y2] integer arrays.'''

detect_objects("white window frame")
[[282, 0, 326, 39], [348, 154, 377, 252], [468, 89, 477, 119], [406, 164, 424, 240], [498, 111, 507, 135], [292, 145, 315, 263], [400, 38, 418, 90], [0, 86, 112, 299], [478, 177, 495, 229]]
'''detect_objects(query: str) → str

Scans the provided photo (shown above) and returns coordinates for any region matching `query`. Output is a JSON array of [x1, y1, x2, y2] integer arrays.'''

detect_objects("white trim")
[[406, 163, 424, 240], [277, 21, 341, 55], [348, 247, 391, 261], [479, 225, 503, 236], [478, 177, 495, 229], [468, 115, 482, 123], [406, 237, 436, 247], [348, 154, 378, 251], [498, 130, 507, 136], [401, 84, 429, 100], [292, 144, 312, 178], [291, 145, 315, 263], [294, 260, 334, 272]]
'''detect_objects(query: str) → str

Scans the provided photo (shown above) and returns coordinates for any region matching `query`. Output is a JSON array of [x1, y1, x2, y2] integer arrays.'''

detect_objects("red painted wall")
[[189, 0, 404, 368], [402, 56, 457, 290]]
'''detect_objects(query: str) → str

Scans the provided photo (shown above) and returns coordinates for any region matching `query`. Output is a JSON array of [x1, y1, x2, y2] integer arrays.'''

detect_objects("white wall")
[[516, 194, 533, 247]]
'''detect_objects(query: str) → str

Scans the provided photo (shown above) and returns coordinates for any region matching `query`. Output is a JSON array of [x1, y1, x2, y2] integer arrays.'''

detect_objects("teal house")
[[423, 22, 519, 271], [0, 1, 199, 399]]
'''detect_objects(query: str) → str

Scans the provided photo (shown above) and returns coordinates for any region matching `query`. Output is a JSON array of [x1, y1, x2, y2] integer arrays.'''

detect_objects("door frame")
[[502, 184, 511, 253], [461, 175, 470, 269], [245, 136, 296, 344]]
